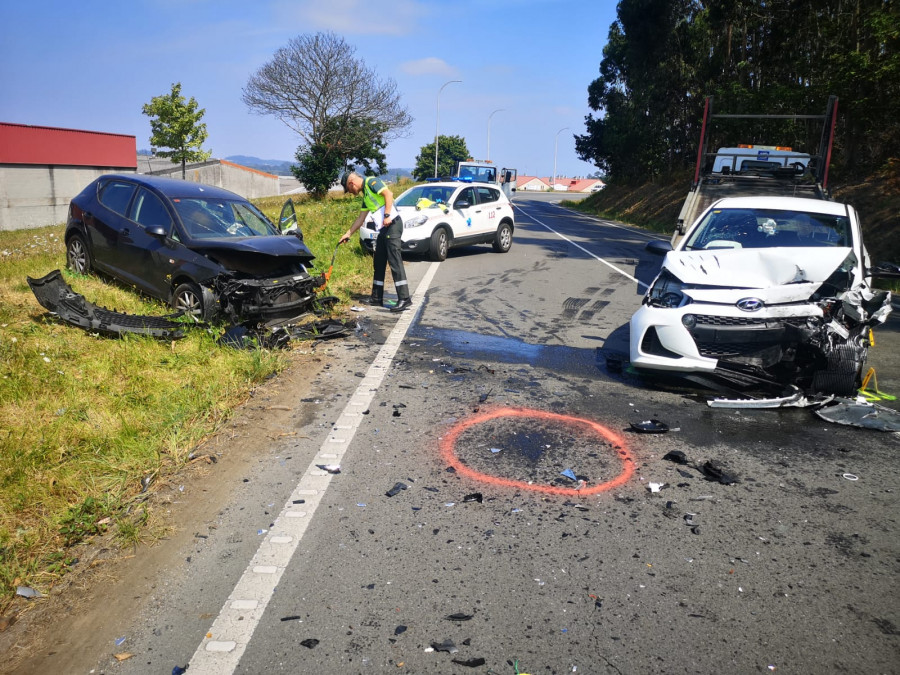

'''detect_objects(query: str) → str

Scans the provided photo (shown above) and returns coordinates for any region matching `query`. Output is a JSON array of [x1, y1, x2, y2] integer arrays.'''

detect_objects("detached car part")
[[28, 270, 186, 339], [813, 399, 900, 432]]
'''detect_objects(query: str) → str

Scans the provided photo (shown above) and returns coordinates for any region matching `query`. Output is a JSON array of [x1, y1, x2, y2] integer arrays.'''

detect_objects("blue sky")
[[0, 1, 618, 177]]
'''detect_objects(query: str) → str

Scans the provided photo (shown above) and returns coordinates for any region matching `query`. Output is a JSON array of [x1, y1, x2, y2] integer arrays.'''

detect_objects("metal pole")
[[487, 108, 505, 161], [435, 80, 462, 178], [553, 127, 569, 188]]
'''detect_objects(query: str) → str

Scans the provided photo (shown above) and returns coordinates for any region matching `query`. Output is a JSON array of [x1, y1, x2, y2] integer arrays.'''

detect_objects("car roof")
[[711, 196, 849, 216], [100, 174, 245, 201], [415, 181, 503, 189]]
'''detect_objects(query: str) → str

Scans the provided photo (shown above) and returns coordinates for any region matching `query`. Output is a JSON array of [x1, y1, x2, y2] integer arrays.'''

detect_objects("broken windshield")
[[684, 208, 851, 251], [173, 198, 278, 239]]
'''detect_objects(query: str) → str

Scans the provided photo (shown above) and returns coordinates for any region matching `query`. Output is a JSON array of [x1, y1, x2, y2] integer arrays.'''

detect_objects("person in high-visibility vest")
[[339, 171, 411, 312]]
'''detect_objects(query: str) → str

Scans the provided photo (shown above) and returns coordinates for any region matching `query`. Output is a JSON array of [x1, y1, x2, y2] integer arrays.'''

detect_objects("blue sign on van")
[[757, 150, 770, 160]]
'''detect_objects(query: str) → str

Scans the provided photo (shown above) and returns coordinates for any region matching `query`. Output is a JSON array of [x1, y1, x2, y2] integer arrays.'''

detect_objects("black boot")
[[390, 298, 412, 313], [364, 285, 384, 306]]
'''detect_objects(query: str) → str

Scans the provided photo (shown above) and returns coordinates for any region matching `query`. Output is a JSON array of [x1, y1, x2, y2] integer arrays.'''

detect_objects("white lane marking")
[[513, 203, 650, 290], [187, 262, 442, 674]]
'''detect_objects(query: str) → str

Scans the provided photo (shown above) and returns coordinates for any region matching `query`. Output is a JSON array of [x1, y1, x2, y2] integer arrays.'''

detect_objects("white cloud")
[[399, 57, 459, 78], [271, 0, 427, 36]]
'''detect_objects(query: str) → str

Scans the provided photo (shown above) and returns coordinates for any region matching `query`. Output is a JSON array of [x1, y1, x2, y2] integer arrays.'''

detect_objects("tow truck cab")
[[711, 145, 812, 175], [454, 160, 518, 200]]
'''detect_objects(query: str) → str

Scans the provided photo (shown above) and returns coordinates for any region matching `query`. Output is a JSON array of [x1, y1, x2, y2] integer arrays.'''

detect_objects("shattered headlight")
[[645, 269, 692, 308], [404, 214, 429, 229]]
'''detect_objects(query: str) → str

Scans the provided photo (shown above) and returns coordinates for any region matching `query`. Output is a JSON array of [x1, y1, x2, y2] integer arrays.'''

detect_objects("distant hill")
[[226, 155, 295, 176], [225, 155, 414, 182]]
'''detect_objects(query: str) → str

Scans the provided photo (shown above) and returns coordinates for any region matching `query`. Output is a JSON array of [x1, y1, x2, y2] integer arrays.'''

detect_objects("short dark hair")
[[339, 172, 350, 191]]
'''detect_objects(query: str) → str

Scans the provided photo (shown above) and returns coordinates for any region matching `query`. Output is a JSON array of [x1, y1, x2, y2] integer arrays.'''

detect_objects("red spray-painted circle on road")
[[439, 407, 635, 496]]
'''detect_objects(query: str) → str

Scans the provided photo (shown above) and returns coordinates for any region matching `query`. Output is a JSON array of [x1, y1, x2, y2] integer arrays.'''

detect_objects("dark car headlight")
[[646, 269, 691, 308]]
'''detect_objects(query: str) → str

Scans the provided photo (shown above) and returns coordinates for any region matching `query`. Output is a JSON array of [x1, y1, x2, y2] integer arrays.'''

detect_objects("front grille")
[[694, 315, 769, 327], [696, 342, 763, 358]]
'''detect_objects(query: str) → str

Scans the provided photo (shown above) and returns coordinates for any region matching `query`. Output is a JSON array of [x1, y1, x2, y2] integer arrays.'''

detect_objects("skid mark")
[[579, 299, 610, 322], [562, 297, 590, 319]]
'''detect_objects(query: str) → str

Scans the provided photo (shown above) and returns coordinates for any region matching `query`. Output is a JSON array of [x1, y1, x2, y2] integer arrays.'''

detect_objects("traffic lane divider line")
[[512, 202, 649, 290], [185, 262, 441, 675]]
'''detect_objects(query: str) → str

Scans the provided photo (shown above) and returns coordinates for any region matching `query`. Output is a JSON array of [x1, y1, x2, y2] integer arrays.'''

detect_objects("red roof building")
[[0, 122, 136, 168], [1, 122, 137, 231]]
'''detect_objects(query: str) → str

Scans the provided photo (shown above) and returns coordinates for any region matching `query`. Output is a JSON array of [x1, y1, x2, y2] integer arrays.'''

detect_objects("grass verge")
[[0, 190, 375, 611]]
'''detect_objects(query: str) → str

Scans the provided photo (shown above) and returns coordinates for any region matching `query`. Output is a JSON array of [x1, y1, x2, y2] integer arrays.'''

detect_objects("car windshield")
[[458, 165, 497, 182], [173, 198, 278, 239], [395, 185, 456, 208], [683, 208, 851, 250]]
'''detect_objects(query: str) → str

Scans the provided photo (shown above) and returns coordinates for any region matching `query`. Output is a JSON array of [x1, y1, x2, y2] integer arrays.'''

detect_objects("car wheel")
[[492, 222, 513, 253], [172, 282, 210, 322], [66, 233, 92, 274], [429, 228, 449, 262]]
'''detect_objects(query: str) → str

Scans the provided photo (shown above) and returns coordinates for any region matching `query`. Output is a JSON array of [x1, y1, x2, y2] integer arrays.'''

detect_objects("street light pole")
[[487, 108, 505, 161], [553, 127, 569, 189], [435, 79, 462, 178]]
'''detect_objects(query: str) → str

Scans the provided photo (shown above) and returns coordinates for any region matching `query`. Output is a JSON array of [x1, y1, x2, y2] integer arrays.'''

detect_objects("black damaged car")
[[65, 174, 319, 324]]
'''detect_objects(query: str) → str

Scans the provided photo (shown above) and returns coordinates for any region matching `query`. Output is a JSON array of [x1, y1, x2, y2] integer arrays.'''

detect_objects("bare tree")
[[242, 32, 412, 148]]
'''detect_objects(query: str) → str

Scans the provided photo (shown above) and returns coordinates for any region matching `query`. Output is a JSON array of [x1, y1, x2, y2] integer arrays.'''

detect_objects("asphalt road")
[[10, 193, 899, 675]]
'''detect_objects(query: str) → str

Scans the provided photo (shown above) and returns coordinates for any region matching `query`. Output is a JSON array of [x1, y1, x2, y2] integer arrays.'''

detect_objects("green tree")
[[142, 83, 211, 179], [576, 0, 703, 181], [291, 116, 389, 199], [412, 135, 470, 181], [243, 32, 411, 198], [577, 0, 900, 181], [293, 145, 343, 200]]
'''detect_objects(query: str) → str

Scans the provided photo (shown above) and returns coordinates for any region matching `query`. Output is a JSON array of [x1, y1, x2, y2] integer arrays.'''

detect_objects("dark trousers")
[[372, 217, 410, 300]]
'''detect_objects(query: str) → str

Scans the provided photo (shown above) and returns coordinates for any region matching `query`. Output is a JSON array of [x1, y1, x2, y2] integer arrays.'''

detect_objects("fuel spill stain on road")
[[439, 407, 635, 496]]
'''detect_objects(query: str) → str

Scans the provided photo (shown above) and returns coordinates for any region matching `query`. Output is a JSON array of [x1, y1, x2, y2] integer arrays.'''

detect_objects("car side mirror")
[[146, 226, 168, 238], [455, 200, 471, 209], [646, 240, 674, 256]]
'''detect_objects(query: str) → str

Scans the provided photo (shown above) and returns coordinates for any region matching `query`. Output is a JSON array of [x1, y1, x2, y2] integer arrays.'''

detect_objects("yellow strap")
[[859, 367, 897, 401]]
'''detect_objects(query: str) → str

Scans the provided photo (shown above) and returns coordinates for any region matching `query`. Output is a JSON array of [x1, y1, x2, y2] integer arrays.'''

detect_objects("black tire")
[[429, 228, 449, 262], [172, 282, 211, 322], [66, 233, 92, 274], [493, 222, 513, 253]]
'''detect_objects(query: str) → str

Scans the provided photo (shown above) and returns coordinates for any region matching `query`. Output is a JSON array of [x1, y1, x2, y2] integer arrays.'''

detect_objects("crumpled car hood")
[[665, 247, 852, 287], [188, 235, 315, 276], [664, 247, 855, 304]]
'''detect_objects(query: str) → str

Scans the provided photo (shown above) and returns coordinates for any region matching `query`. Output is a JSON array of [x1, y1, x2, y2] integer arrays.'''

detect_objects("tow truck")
[[453, 160, 517, 200]]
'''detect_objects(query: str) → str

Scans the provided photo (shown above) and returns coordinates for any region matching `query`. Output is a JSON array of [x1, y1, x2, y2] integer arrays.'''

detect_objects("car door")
[[500, 168, 517, 199], [450, 186, 482, 239], [89, 178, 138, 276], [116, 187, 177, 298], [474, 186, 503, 235], [278, 199, 300, 237]]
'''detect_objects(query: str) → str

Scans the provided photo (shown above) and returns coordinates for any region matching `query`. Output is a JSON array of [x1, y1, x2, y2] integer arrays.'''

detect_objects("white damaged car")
[[630, 196, 892, 396]]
